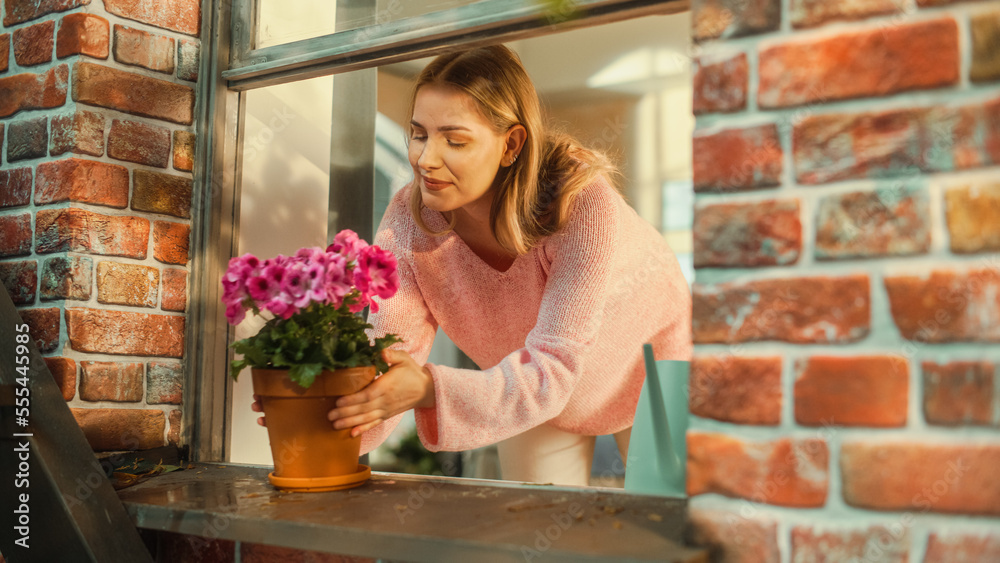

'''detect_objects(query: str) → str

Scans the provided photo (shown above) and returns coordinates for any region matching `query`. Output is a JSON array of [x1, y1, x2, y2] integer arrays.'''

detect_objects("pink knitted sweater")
[[361, 178, 691, 454]]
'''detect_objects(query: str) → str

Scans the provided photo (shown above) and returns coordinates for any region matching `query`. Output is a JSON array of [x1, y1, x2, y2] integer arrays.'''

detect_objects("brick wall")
[[0, 0, 200, 453], [689, 0, 1000, 561]]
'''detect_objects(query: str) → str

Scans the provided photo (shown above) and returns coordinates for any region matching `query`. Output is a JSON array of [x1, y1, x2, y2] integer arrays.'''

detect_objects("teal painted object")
[[623, 343, 689, 498]]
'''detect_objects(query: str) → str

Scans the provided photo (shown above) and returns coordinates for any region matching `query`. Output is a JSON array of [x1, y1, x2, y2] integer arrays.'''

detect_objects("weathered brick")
[[885, 268, 1000, 342], [72, 62, 194, 125], [49, 109, 105, 156], [790, 0, 902, 28], [133, 169, 192, 219], [172, 130, 194, 171], [760, 18, 959, 108], [946, 183, 1000, 253], [693, 124, 782, 192], [18, 307, 60, 352], [167, 409, 181, 446], [107, 119, 170, 167], [816, 186, 931, 259], [66, 307, 183, 357], [40, 255, 92, 300], [153, 221, 190, 265], [0, 64, 68, 119], [71, 408, 164, 451], [690, 356, 781, 425], [692, 0, 780, 41], [970, 10, 1000, 83], [241, 543, 374, 563], [43, 357, 76, 401], [35, 208, 149, 258], [35, 158, 128, 208], [13, 20, 54, 67], [176, 39, 198, 82], [0, 214, 32, 257], [688, 432, 828, 507], [923, 361, 995, 426], [795, 356, 908, 427], [693, 52, 747, 114], [925, 532, 1000, 563], [0, 167, 32, 208], [56, 12, 109, 60], [791, 526, 908, 563], [3, 0, 89, 27], [161, 268, 186, 311], [7, 116, 48, 162], [0, 260, 37, 304], [104, 0, 200, 36], [693, 275, 870, 344], [96, 261, 159, 307], [694, 199, 800, 267], [841, 441, 1000, 515], [928, 96, 1000, 172], [158, 531, 235, 563], [0, 34, 9, 73], [113, 25, 175, 74], [147, 361, 182, 404], [687, 509, 780, 563], [80, 361, 144, 402]]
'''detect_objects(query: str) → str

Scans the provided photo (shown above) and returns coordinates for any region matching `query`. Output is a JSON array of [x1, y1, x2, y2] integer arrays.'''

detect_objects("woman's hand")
[[251, 394, 266, 426], [328, 349, 436, 437]]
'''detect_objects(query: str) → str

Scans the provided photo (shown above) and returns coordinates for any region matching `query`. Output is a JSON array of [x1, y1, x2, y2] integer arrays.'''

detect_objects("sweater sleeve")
[[414, 181, 621, 452]]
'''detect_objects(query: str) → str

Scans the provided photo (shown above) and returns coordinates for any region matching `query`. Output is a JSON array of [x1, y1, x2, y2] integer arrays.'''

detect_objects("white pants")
[[497, 424, 631, 487]]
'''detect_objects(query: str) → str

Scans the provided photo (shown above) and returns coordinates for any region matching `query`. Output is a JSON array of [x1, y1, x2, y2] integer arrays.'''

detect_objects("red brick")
[[158, 531, 235, 563], [56, 12, 109, 60], [693, 275, 870, 344], [0, 167, 33, 208], [925, 532, 1000, 563], [71, 408, 164, 451], [176, 39, 198, 82], [795, 356, 908, 427], [690, 356, 781, 425], [66, 307, 184, 357], [80, 361, 143, 402], [760, 18, 959, 109], [693, 124, 782, 192], [791, 526, 908, 563], [693, 52, 747, 114], [694, 199, 800, 267], [147, 361, 182, 404], [841, 441, 1000, 515], [43, 356, 76, 401], [13, 20, 54, 67], [104, 0, 200, 36], [241, 543, 375, 563], [7, 115, 48, 162], [40, 255, 92, 300], [18, 307, 60, 352], [687, 509, 779, 563], [0, 213, 32, 257], [113, 25, 175, 74], [688, 432, 829, 507], [816, 187, 931, 259], [0, 260, 37, 304], [49, 109, 105, 156], [172, 130, 194, 171], [923, 361, 995, 426], [930, 96, 1000, 172], [790, 0, 902, 28], [692, 0, 780, 41], [884, 268, 1000, 342], [35, 208, 149, 258], [107, 119, 170, 167], [3, 0, 89, 27], [35, 158, 128, 208], [153, 221, 190, 265], [72, 62, 194, 125], [96, 261, 159, 307], [133, 170, 192, 219], [971, 11, 1000, 83], [161, 268, 186, 311], [946, 183, 1000, 253], [0, 34, 8, 73], [0, 64, 69, 119], [167, 409, 181, 445]]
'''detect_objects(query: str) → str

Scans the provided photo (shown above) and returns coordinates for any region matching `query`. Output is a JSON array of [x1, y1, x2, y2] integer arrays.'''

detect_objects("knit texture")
[[361, 178, 692, 453]]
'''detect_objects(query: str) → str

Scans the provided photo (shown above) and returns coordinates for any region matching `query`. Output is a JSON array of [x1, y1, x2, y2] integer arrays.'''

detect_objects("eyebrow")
[[410, 120, 471, 132]]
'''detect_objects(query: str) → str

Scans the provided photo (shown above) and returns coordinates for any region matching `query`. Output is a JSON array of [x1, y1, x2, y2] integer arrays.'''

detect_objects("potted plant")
[[222, 230, 401, 492]]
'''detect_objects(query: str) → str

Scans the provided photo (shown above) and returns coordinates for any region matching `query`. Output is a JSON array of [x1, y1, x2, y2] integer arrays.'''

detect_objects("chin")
[[419, 188, 456, 213]]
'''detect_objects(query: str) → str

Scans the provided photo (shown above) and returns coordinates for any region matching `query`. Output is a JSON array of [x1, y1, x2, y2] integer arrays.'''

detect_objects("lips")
[[421, 176, 452, 191]]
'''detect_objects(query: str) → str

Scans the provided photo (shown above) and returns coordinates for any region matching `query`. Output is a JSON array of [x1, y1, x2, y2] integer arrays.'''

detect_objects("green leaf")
[[290, 363, 323, 388]]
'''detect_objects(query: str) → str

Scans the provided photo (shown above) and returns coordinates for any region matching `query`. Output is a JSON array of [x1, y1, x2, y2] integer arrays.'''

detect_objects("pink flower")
[[356, 245, 400, 300], [225, 300, 246, 324], [324, 254, 352, 307], [264, 297, 296, 319], [328, 230, 368, 263], [281, 262, 313, 309]]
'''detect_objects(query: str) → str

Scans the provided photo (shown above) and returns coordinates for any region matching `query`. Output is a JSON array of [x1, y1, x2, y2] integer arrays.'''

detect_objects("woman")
[[266, 45, 691, 486]]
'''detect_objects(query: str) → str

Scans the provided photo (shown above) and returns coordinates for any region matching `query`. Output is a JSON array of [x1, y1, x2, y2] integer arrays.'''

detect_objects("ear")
[[503, 124, 527, 164]]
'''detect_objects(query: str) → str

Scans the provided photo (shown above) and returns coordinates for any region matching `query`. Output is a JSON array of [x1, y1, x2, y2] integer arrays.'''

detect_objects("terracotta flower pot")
[[251, 366, 376, 492]]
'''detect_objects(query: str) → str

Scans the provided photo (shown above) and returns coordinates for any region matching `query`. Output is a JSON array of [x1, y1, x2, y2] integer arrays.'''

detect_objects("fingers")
[[382, 348, 411, 366], [350, 419, 385, 437], [256, 416, 267, 427]]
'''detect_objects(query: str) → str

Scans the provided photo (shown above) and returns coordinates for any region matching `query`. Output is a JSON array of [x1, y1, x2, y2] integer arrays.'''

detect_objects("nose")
[[417, 138, 441, 171]]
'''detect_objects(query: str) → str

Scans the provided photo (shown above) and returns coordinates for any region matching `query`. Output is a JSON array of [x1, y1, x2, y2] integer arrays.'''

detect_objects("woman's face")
[[408, 84, 510, 216]]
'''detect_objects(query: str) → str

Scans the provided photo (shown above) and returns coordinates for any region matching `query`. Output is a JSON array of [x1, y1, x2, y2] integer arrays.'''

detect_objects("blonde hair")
[[406, 44, 617, 255]]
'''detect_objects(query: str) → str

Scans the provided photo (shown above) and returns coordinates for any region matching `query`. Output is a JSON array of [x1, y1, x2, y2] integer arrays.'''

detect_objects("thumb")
[[382, 348, 409, 366]]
